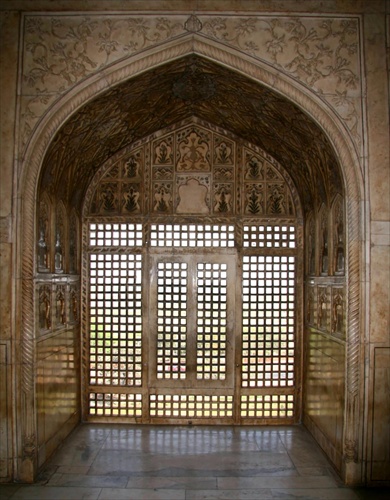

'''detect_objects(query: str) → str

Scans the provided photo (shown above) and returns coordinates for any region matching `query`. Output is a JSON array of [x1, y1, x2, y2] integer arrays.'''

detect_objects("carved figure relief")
[[177, 130, 210, 171]]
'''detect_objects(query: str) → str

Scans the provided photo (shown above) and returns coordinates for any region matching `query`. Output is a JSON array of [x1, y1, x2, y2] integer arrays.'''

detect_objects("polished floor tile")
[[0, 424, 388, 499]]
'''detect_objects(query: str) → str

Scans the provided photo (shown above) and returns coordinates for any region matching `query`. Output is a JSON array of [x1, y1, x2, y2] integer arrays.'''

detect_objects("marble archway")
[[16, 34, 364, 483]]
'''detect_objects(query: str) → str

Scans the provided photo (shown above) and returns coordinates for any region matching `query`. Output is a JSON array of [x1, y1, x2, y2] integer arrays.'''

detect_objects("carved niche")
[[37, 196, 51, 272], [317, 287, 328, 331], [38, 285, 52, 331], [319, 205, 329, 276], [55, 202, 66, 274], [332, 196, 345, 275], [331, 287, 345, 337], [55, 285, 66, 327], [69, 210, 79, 274]]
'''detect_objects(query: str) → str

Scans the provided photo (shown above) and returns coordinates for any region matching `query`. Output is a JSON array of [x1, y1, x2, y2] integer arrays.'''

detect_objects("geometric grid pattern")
[[89, 392, 142, 417], [150, 223, 235, 248], [241, 255, 295, 388], [196, 263, 228, 380], [241, 394, 294, 418], [89, 253, 142, 386], [89, 222, 143, 247], [243, 224, 296, 248], [156, 261, 188, 380], [149, 394, 233, 418]]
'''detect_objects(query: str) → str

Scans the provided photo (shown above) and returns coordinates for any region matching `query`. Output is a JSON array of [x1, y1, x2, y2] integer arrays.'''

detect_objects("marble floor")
[[0, 424, 388, 499]]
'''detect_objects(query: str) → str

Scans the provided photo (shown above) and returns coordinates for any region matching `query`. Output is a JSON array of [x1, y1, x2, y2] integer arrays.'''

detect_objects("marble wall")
[[0, 0, 389, 487]]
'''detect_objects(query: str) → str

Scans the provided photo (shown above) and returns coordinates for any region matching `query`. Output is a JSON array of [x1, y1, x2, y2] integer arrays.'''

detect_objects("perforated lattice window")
[[196, 263, 228, 380], [243, 225, 295, 248], [89, 392, 142, 417], [89, 253, 142, 386], [241, 394, 294, 418], [89, 222, 143, 247], [150, 224, 234, 248], [149, 394, 233, 418], [241, 255, 295, 388], [157, 262, 188, 379]]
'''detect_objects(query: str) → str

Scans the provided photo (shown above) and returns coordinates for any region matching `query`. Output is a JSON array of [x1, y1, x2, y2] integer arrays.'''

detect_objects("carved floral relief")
[[55, 285, 66, 326], [176, 130, 211, 171], [86, 118, 298, 220], [20, 14, 362, 155], [332, 287, 345, 337], [39, 285, 52, 331]]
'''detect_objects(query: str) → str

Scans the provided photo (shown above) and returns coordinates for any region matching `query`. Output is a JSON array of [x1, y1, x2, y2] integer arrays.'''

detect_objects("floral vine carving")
[[20, 13, 362, 155]]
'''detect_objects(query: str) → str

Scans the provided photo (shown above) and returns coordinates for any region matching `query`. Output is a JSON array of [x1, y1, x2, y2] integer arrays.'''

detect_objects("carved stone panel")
[[38, 285, 52, 332], [331, 287, 345, 338], [55, 285, 66, 327], [85, 118, 299, 221]]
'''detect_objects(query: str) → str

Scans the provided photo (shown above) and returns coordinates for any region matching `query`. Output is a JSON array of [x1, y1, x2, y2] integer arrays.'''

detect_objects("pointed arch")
[[15, 33, 365, 482]]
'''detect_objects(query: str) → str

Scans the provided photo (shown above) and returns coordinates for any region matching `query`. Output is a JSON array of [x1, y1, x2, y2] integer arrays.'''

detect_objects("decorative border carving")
[[20, 14, 362, 156]]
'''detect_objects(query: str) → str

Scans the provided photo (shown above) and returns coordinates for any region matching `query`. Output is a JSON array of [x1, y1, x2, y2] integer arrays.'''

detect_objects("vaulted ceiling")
[[39, 55, 343, 213]]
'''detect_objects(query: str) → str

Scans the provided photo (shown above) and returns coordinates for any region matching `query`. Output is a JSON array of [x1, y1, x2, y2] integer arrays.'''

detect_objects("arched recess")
[[15, 34, 364, 484]]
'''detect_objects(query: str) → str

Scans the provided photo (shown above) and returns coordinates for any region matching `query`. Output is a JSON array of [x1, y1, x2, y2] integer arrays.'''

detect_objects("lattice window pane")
[[242, 255, 295, 388], [241, 394, 294, 418], [196, 263, 228, 380], [89, 222, 143, 247], [89, 253, 143, 386], [157, 262, 188, 379], [89, 392, 142, 417], [150, 224, 234, 248], [149, 394, 233, 418], [243, 224, 296, 248]]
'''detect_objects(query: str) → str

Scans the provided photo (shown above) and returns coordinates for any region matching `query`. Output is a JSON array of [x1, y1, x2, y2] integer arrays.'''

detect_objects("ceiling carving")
[[39, 55, 343, 213]]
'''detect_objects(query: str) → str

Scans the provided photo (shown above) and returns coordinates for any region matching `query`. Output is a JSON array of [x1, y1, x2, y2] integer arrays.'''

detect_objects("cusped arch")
[[16, 33, 365, 482]]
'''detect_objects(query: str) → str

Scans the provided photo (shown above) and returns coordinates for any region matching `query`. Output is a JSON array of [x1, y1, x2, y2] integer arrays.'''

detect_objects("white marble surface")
[[2, 424, 386, 500]]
